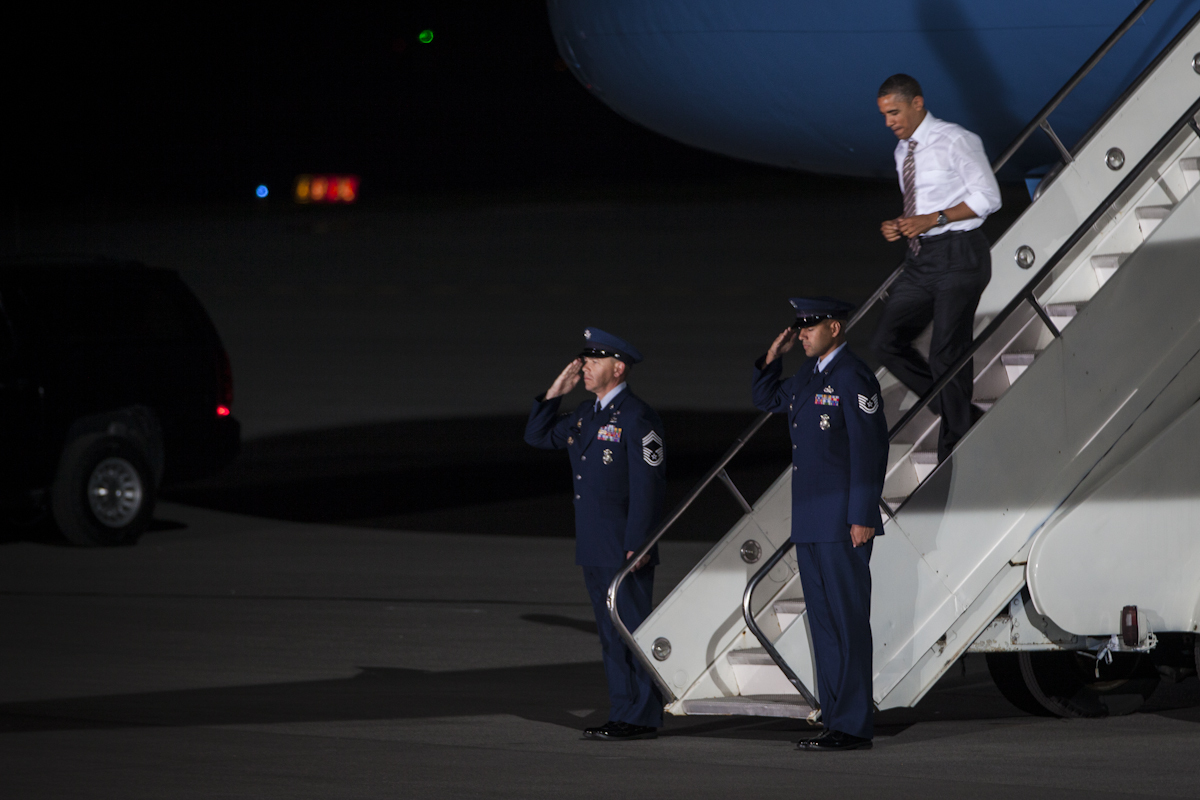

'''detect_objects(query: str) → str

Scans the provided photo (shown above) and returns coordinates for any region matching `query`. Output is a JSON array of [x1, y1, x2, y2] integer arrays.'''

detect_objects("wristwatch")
[[935, 211, 949, 227]]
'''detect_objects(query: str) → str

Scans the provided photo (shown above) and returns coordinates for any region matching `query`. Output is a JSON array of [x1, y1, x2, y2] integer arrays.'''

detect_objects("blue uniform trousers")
[[582, 564, 663, 728], [795, 539, 874, 739]]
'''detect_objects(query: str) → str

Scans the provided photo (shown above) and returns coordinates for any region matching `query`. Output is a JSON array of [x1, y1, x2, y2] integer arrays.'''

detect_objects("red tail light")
[[217, 348, 233, 416]]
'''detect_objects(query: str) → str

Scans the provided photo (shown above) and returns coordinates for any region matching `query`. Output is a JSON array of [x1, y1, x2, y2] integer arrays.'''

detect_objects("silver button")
[[581, 455, 586, 461], [575, 494, 580, 499], [792, 466, 797, 471], [793, 423, 797, 428], [576, 474, 582, 480], [792, 444, 797, 449]]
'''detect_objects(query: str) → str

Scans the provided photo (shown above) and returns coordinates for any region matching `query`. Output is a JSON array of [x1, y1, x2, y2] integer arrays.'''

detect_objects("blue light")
[[256, 185, 269, 198]]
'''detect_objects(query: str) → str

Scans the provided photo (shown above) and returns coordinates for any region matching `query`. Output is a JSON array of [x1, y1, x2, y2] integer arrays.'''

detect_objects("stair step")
[[679, 695, 816, 719], [1046, 302, 1085, 331], [909, 450, 938, 481], [974, 399, 996, 412], [773, 599, 807, 615], [1091, 253, 1127, 287], [727, 647, 799, 695], [1136, 205, 1172, 239], [1001, 351, 1037, 384], [773, 599, 807, 631], [726, 647, 776, 666], [1180, 157, 1200, 190]]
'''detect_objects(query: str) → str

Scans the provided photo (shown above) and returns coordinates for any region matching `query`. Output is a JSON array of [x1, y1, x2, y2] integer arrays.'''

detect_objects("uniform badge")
[[642, 431, 664, 466], [577, 419, 583, 427], [602, 449, 613, 465], [608, 409, 621, 424], [824, 386, 835, 394], [567, 436, 574, 445], [584, 328, 592, 340], [819, 414, 830, 431], [814, 393, 839, 406], [597, 424, 622, 442], [857, 393, 880, 414]]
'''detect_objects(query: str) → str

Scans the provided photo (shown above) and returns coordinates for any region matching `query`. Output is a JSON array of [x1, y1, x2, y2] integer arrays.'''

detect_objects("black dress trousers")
[[871, 229, 991, 461]]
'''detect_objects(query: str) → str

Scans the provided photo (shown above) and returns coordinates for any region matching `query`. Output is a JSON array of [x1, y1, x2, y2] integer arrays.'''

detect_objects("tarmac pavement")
[[4, 502, 1200, 799], [10, 184, 1199, 797]]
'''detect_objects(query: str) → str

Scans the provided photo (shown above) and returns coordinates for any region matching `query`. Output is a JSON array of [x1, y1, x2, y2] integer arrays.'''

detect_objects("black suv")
[[0, 258, 240, 545]]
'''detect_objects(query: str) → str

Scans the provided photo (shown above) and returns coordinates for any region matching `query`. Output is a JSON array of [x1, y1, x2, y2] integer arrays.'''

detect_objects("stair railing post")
[[741, 541, 820, 709]]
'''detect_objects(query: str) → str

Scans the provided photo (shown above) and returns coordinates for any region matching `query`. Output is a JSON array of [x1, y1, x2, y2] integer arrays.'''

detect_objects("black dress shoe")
[[794, 728, 831, 748], [582, 720, 615, 739], [583, 720, 658, 741], [798, 730, 872, 751]]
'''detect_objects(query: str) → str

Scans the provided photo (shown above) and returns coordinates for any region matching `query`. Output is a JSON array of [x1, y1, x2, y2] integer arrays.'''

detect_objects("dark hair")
[[878, 74, 923, 101]]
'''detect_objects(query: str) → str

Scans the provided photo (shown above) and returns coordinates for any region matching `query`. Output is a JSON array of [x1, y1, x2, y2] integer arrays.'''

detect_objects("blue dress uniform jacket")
[[752, 346, 887, 543], [525, 387, 667, 728], [751, 344, 887, 740], [524, 389, 665, 567]]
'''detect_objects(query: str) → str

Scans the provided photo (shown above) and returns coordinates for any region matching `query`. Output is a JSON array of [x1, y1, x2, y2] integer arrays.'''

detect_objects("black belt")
[[919, 228, 983, 243]]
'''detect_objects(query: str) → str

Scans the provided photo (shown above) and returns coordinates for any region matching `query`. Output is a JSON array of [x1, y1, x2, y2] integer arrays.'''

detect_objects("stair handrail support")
[[606, 6, 1200, 707], [742, 13, 1200, 700], [604, 261, 906, 701]]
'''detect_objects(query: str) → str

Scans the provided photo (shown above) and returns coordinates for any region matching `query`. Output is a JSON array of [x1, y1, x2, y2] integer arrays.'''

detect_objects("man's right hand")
[[881, 218, 902, 242], [765, 327, 798, 365], [545, 358, 582, 399]]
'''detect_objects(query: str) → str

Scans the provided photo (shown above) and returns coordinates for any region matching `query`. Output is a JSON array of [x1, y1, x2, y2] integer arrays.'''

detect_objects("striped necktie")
[[902, 138, 919, 255]]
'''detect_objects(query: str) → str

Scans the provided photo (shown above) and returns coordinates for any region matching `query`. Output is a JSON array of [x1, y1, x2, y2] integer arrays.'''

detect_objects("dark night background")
[[9, 8, 1200, 796], [5, 3, 1026, 539], [8, 1, 803, 205]]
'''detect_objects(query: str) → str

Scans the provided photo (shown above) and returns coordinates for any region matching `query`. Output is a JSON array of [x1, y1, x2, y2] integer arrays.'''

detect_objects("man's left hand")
[[850, 524, 875, 547], [896, 212, 939, 239], [627, 550, 650, 570]]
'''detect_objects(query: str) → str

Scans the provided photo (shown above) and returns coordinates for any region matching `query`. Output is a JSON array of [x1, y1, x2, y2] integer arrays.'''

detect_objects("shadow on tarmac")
[[4, 653, 1197, 740], [162, 411, 792, 540]]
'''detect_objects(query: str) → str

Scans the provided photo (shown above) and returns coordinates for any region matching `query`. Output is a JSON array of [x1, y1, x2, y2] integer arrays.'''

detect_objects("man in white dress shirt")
[[872, 73, 1002, 462]]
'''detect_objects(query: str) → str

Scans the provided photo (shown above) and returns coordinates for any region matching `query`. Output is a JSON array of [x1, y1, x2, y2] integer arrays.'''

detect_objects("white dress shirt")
[[595, 382, 627, 411], [894, 112, 1001, 234], [816, 343, 846, 373]]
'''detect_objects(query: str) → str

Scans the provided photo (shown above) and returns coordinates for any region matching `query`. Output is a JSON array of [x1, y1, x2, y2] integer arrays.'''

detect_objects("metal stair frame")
[[607, 9, 1200, 716]]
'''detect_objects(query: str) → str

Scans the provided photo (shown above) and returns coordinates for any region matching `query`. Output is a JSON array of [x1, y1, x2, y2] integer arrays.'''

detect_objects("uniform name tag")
[[597, 425, 622, 442], [814, 394, 840, 406]]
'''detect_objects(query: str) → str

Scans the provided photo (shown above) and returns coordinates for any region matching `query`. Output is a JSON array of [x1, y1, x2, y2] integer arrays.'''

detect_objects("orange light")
[[294, 174, 360, 204], [216, 405, 231, 417]]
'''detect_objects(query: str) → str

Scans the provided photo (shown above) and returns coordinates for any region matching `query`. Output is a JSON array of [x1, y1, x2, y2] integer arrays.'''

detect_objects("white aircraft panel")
[[1029, 401, 1200, 635]]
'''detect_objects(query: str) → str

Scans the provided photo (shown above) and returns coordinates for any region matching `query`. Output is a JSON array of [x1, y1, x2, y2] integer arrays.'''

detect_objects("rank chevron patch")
[[641, 431, 664, 466], [858, 393, 880, 414]]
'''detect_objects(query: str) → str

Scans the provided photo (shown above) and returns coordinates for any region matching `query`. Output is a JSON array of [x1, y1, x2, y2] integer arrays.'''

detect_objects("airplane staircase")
[[609, 5, 1200, 721]]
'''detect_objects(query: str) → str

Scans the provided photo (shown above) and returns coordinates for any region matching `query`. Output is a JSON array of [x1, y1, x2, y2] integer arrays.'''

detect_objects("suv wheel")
[[51, 435, 156, 546]]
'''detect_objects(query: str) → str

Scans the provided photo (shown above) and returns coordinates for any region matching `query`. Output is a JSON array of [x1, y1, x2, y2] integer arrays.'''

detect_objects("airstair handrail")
[[991, 0, 1158, 173], [738, 18, 1200, 704], [609, 7, 1200, 706], [741, 541, 820, 708], [605, 263, 904, 702], [735, 92, 1200, 713], [884, 94, 1200, 488]]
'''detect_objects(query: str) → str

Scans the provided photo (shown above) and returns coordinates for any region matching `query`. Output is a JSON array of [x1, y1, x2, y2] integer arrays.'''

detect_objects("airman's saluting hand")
[[546, 358, 582, 399]]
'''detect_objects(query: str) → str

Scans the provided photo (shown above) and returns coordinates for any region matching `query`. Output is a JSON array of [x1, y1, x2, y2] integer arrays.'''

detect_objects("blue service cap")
[[579, 327, 643, 364], [789, 296, 855, 328]]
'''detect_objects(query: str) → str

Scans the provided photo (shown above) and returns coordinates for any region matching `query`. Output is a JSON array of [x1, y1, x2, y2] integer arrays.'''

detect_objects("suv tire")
[[51, 435, 156, 546]]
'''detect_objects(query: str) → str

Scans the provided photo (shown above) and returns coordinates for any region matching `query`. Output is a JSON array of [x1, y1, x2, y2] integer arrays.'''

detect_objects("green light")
[[418, 29, 434, 44]]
